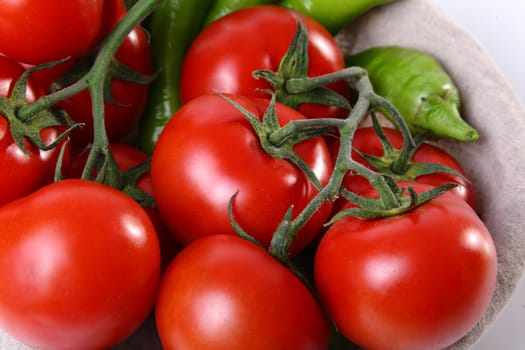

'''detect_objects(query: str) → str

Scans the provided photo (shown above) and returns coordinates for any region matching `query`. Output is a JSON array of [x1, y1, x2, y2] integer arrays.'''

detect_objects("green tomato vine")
[[8, 0, 461, 263]]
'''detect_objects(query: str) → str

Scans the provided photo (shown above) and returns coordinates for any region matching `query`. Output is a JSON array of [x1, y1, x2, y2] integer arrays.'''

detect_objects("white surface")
[[430, 1, 525, 349]]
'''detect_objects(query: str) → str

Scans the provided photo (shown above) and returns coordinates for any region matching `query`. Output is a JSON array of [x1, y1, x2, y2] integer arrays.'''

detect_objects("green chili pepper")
[[138, 0, 215, 154], [345, 46, 479, 142], [279, 0, 396, 35], [204, 0, 278, 26]]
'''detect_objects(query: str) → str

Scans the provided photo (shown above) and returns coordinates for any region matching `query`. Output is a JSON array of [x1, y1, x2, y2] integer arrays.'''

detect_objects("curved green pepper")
[[203, 0, 278, 26], [138, 0, 215, 154], [279, 0, 396, 35], [345, 46, 479, 142]]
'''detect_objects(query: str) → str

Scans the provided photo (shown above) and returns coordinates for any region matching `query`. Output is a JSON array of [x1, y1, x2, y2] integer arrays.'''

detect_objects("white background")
[[430, 1, 525, 349]]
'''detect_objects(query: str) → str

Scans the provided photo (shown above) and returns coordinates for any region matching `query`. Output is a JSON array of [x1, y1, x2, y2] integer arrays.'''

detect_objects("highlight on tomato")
[[156, 234, 331, 350], [0, 0, 106, 65], [0, 179, 161, 350], [314, 183, 497, 350]]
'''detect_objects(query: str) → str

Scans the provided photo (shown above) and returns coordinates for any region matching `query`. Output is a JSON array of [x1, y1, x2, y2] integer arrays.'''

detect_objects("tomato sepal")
[[331, 180, 458, 221], [1, 63, 79, 155], [219, 92, 325, 189], [358, 112, 469, 181], [120, 157, 156, 207], [252, 18, 351, 112]]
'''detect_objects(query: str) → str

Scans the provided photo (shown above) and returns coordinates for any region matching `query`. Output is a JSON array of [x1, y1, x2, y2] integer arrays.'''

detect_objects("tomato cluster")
[[0, 1, 159, 349], [0, 2, 497, 350]]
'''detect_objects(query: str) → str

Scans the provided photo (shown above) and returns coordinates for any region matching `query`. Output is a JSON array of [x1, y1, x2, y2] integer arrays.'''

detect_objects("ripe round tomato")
[[0, 0, 105, 65], [151, 93, 333, 256], [180, 5, 349, 119], [0, 55, 69, 207], [330, 126, 477, 210], [0, 179, 160, 350], [66, 143, 181, 270], [156, 234, 330, 350], [314, 184, 497, 350]]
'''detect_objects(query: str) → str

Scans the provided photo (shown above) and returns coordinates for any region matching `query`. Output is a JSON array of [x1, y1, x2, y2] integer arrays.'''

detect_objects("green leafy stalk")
[[226, 18, 462, 263], [15, 0, 161, 194], [218, 92, 326, 190], [253, 19, 351, 112], [0, 62, 79, 156]]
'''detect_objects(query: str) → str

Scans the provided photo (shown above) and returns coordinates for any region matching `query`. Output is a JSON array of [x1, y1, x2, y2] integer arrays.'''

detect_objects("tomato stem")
[[286, 76, 376, 237], [225, 17, 460, 260], [253, 18, 351, 111], [16, 0, 160, 191], [262, 65, 460, 260], [219, 92, 326, 190]]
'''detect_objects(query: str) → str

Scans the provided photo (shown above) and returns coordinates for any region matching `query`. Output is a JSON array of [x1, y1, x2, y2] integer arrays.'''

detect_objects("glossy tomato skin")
[[314, 185, 497, 350], [0, 0, 105, 65], [331, 126, 477, 210], [0, 179, 161, 350], [66, 143, 182, 270], [97, 0, 128, 43], [156, 234, 330, 350], [151, 93, 333, 255], [180, 5, 349, 119], [0, 55, 69, 207]]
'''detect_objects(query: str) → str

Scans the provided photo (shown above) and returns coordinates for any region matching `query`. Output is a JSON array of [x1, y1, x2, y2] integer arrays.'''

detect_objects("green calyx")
[[331, 180, 458, 221], [326, 112, 466, 221], [119, 157, 156, 208], [357, 112, 468, 181], [0, 63, 79, 156], [219, 92, 327, 190], [252, 19, 351, 113]]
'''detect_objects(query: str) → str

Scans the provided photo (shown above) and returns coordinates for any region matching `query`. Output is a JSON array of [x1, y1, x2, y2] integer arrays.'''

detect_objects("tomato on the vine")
[[330, 126, 477, 210], [314, 183, 497, 350], [0, 179, 160, 350], [156, 234, 330, 350], [180, 5, 349, 119], [66, 143, 181, 270], [0, 0, 105, 65], [34, 2, 153, 148], [151, 93, 333, 255], [0, 55, 69, 207]]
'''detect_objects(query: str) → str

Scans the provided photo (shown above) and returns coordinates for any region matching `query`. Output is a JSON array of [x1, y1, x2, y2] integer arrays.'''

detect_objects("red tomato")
[[66, 143, 182, 270], [24, 1, 152, 148], [156, 234, 330, 350], [331, 126, 477, 210], [180, 5, 349, 119], [0, 55, 69, 207], [98, 0, 128, 43], [151, 93, 333, 255], [0, 179, 160, 350], [314, 184, 497, 350], [0, 0, 105, 65]]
